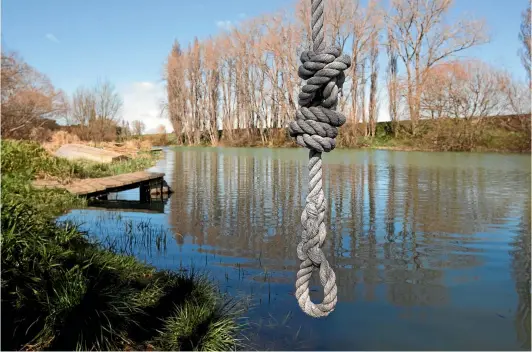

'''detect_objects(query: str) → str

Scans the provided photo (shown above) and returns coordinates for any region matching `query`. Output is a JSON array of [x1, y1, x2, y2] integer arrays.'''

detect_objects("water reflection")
[[511, 188, 531, 350], [62, 147, 531, 350]]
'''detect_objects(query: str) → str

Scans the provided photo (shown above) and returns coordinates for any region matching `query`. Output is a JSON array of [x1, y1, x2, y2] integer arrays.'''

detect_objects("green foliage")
[[335, 117, 530, 152], [155, 300, 241, 351], [1, 139, 72, 179], [0, 139, 162, 216], [1, 139, 242, 351], [1, 200, 242, 351], [73, 152, 160, 178], [1, 173, 86, 217]]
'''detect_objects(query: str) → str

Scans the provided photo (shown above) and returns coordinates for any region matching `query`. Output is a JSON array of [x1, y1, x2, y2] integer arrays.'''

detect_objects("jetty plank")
[[31, 171, 166, 198]]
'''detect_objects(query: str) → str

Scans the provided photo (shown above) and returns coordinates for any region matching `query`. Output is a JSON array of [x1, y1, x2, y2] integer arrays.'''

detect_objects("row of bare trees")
[[2, 0, 529, 145], [164, 0, 531, 146]]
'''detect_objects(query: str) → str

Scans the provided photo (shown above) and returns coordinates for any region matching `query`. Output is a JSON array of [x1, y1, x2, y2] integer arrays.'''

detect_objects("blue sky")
[[2, 0, 529, 130]]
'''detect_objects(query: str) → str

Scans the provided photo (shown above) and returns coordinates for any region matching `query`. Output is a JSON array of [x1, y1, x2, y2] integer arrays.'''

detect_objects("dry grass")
[[42, 131, 154, 159], [42, 131, 82, 152], [84, 139, 154, 158], [2, 139, 162, 187]]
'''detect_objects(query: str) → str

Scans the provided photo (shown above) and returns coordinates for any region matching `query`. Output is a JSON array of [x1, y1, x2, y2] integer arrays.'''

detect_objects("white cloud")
[[138, 81, 154, 89], [120, 81, 174, 133], [216, 20, 233, 31], [45, 33, 60, 43]]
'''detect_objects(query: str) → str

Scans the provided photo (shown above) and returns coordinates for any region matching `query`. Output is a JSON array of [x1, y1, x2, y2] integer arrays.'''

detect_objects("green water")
[[60, 147, 531, 350]]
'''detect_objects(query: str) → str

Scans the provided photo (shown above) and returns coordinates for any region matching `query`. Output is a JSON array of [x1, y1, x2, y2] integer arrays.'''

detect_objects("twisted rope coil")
[[288, 0, 351, 318]]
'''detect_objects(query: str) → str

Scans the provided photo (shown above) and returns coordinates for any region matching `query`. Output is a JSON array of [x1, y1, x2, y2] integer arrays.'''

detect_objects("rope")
[[288, 0, 352, 318]]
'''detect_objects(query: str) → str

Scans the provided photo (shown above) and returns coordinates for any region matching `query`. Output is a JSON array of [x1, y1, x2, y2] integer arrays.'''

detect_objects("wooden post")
[[139, 182, 150, 203]]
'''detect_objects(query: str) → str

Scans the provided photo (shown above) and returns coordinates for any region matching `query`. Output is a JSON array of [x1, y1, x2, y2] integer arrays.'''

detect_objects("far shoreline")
[[160, 143, 531, 155]]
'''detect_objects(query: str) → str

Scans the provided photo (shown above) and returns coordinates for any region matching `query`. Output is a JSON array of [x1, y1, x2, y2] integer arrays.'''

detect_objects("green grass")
[[1, 139, 161, 181], [0, 139, 162, 216], [1, 139, 244, 351], [1, 172, 86, 217]]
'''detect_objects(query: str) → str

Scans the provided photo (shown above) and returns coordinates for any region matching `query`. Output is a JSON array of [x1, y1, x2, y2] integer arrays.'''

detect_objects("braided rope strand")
[[311, 0, 325, 52], [289, 0, 351, 318]]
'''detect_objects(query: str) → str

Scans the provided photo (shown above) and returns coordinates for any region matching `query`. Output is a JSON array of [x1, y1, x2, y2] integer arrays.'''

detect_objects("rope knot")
[[288, 45, 351, 153], [292, 0, 346, 319]]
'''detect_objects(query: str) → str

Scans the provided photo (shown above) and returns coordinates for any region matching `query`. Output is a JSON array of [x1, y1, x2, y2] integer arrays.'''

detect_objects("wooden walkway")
[[32, 171, 166, 200]]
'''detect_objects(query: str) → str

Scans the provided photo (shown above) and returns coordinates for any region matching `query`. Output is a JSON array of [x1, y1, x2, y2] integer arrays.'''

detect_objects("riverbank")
[[142, 116, 531, 154], [1, 140, 163, 216], [0, 140, 243, 351]]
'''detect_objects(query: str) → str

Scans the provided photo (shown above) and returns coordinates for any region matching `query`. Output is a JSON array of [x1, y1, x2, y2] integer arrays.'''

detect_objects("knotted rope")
[[288, 0, 351, 318]]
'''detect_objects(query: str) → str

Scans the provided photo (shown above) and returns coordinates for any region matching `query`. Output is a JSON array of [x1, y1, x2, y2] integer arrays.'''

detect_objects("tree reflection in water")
[[158, 148, 529, 350]]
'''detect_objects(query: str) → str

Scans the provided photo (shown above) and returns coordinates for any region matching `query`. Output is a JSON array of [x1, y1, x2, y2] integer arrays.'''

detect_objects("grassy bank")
[[4, 139, 162, 181], [146, 115, 530, 153], [1, 139, 163, 217], [1, 140, 243, 351], [344, 116, 531, 153]]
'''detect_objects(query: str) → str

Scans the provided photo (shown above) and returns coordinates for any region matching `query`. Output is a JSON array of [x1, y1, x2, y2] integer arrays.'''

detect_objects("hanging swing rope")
[[288, 0, 352, 318]]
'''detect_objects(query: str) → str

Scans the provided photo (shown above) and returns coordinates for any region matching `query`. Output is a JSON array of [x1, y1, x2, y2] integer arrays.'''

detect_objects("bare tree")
[[327, 0, 355, 51], [166, 40, 188, 144], [519, 4, 531, 85], [1, 52, 68, 139], [359, 57, 368, 134], [420, 60, 528, 149], [203, 38, 220, 145], [70, 79, 122, 141], [295, 0, 313, 50], [387, 0, 488, 135], [162, 0, 501, 149], [117, 118, 132, 141], [504, 79, 531, 116], [386, 25, 400, 137], [188, 38, 202, 144], [71, 86, 96, 128], [368, 31, 379, 137], [421, 60, 517, 120], [349, 0, 381, 127], [94, 79, 122, 122], [132, 120, 146, 136]]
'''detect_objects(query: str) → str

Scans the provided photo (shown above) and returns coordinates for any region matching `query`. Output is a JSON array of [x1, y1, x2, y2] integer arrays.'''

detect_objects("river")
[[58, 146, 531, 350]]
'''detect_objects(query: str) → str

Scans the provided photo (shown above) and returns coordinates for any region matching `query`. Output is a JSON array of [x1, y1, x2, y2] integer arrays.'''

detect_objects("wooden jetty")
[[32, 171, 169, 202]]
